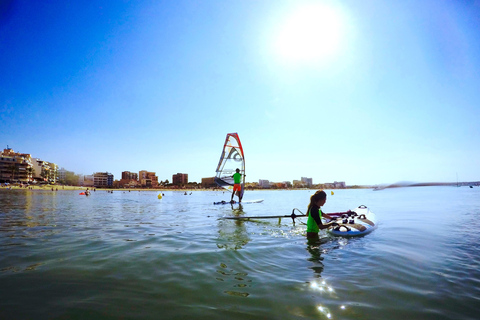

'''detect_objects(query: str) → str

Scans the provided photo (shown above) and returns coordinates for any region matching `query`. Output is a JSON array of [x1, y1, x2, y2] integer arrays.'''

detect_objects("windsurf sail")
[[215, 133, 245, 198]]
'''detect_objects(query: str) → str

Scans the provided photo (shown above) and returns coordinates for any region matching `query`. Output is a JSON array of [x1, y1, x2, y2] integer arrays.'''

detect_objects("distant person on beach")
[[306, 190, 336, 239], [231, 168, 244, 203]]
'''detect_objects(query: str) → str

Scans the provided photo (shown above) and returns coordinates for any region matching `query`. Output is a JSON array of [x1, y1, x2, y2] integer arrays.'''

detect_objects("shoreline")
[[1, 185, 369, 192], [4, 183, 474, 193], [0, 185, 214, 192]]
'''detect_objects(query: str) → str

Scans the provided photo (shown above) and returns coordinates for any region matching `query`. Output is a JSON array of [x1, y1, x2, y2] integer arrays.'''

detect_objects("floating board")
[[214, 199, 264, 205], [326, 205, 377, 237]]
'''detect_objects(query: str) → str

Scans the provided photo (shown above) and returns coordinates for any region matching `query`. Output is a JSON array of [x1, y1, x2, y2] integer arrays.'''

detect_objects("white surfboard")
[[214, 199, 264, 205], [326, 205, 377, 237]]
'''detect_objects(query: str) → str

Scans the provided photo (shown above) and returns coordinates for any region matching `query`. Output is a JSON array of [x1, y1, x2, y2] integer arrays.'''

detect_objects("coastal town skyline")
[[2, 1, 479, 185], [1, 146, 346, 188], [3, 146, 479, 190]]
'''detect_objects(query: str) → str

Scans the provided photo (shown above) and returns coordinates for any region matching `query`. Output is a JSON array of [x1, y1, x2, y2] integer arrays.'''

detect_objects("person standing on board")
[[306, 190, 336, 239], [231, 168, 244, 203]]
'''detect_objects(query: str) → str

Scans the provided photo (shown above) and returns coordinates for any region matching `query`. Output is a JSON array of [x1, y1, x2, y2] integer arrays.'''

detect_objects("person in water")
[[306, 190, 337, 239], [231, 168, 244, 203]]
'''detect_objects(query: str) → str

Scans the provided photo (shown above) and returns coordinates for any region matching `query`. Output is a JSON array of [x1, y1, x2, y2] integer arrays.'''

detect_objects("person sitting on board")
[[231, 168, 244, 203], [306, 190, 337, 239]]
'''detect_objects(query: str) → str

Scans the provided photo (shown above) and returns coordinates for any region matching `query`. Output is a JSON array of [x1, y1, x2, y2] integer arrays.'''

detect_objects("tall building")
[[93, 172, 113, 187], [32, 158, 58, 183], [139, 170, 158, 187], [57, 168, 68, 182], [122, 171, 138, 181], [259, 179, 270, 188], [172, 173, 188, 186], [119, 171, 139, 188], [0, 147, 34, 183], [301, 177, 313, 187], [0, 147, 58, 183], [333, 181, 346, 188], [201, 177, 216, 188]]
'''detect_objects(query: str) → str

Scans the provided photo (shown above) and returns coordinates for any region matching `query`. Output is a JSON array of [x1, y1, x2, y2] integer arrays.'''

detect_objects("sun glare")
[[273, 3, 346, 66]]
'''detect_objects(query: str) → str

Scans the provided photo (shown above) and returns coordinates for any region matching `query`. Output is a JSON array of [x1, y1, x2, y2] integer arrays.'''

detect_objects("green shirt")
[[233, 172, 242, 184], [306, 206, 323, 233]]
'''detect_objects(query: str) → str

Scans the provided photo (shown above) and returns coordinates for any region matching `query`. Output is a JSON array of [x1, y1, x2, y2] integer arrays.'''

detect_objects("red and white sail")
[[214, 133, 245, 198]]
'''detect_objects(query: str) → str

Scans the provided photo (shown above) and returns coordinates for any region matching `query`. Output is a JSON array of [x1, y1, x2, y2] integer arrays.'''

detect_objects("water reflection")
[[317, 305, 333, 319], [216, 204, 251, 250], [306, 236, 348, 319], [306, 236, 331, 276], [306, 235, 370, 320], [0, 190, 59, 235], [215, 262, 251, 298], [232, 203, 244, 214], [214, 203, 253, 298]]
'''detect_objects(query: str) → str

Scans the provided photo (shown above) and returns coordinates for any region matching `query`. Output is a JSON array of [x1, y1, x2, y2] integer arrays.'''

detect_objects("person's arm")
[[311, 208, 332, 230], [311, 207, 334, 230], [323, 213, 334, 220], [324, 209, 355, 220]]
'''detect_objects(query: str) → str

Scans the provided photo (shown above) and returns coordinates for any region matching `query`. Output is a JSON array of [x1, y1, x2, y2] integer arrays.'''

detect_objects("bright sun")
[[273, 3, 345, 65]]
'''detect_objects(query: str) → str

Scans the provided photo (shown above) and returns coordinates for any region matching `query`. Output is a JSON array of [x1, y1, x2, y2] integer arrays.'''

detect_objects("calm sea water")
[[1, 187, 479, 320]]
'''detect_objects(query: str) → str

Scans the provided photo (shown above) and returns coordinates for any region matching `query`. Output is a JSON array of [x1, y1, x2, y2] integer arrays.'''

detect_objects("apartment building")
[[258, 179, 270, 188], [32, 158, 58, 183], [139, 170, 158, 187], [301, 177, 313, 187], [0, 147, 34, 183], [122, 171, 138, 181], [118, 171, 139, 188], [172, 173, 188, 186], [93, 172, 114, 187], [201, 177, 216, 188]]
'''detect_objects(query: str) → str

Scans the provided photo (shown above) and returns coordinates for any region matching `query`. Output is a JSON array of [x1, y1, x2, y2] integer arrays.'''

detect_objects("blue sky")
[[1, 0, 479, 185]]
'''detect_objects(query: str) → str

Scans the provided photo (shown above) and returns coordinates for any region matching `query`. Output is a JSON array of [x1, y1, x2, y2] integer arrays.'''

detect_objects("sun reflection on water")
[[309, 278, 346, 319], [309, 279, 334, 294], [317, 305, 332, 318]]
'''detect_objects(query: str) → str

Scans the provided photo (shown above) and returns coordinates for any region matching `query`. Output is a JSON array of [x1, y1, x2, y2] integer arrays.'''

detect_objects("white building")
[[301, 177, 313, 187], [32, 158, 57, 183], [334, 181, 346, 188], [259, 179, 270, 188], [78, 174, 94, 187], [57, 167, 67, 182]]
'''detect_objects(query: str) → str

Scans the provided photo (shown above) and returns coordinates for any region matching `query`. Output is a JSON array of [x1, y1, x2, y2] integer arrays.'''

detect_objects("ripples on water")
[[1, 187, 479, 319]]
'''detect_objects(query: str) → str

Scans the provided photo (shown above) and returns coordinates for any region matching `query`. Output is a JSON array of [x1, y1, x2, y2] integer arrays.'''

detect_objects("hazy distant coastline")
[[2, 181, 479, 193]]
